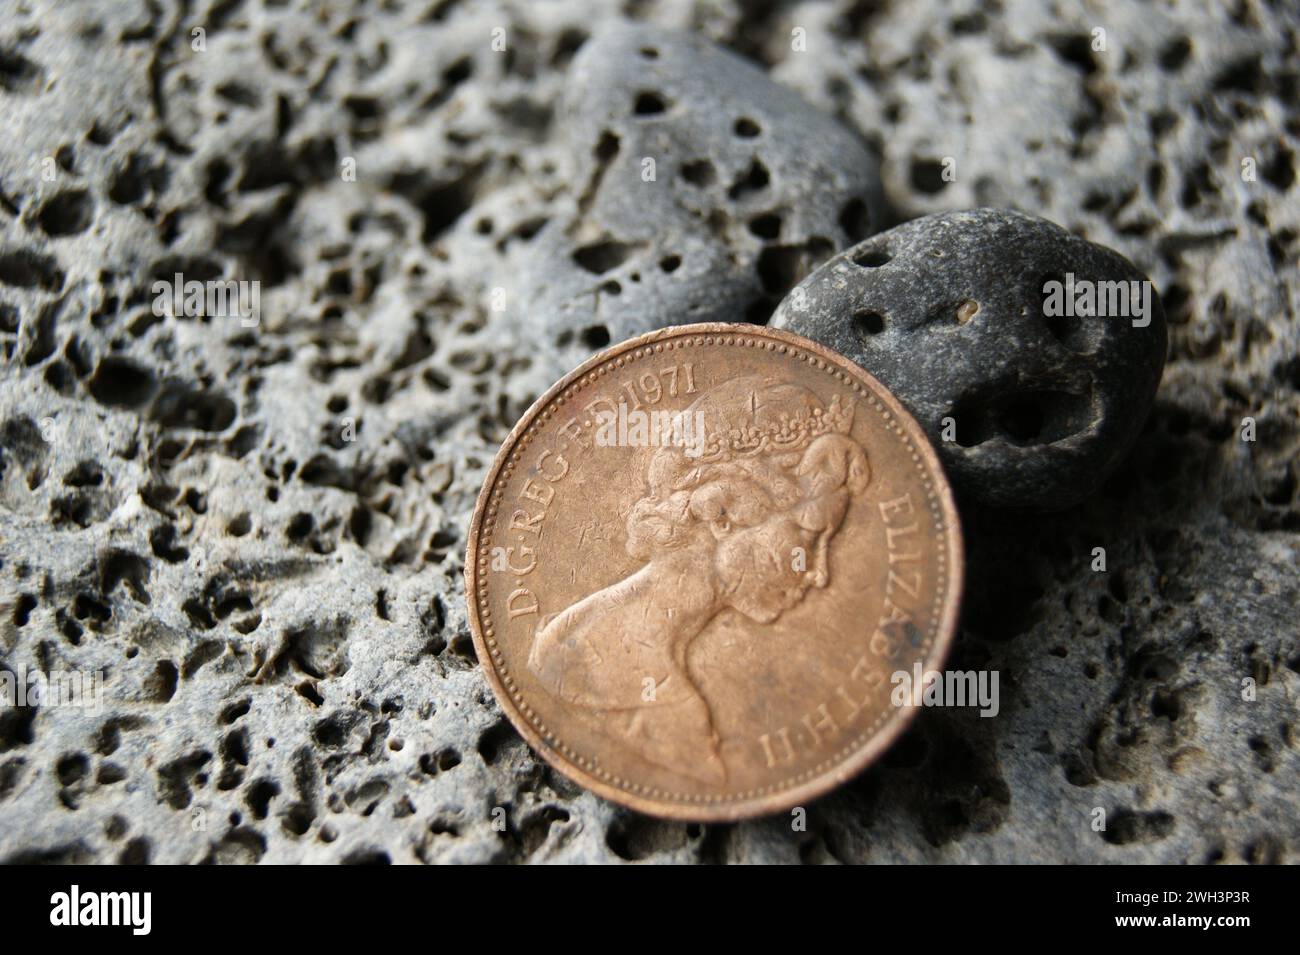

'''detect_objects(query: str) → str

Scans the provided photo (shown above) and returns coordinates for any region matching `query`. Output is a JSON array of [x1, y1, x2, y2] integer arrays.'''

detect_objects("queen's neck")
[[631, 543, 716, 625], [529, 542, 721, 708]]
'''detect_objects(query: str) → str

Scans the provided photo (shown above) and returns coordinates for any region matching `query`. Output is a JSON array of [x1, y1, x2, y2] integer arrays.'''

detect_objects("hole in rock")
[[580, 324, 610, 349], [854, 309, 886, 335], [909, 158, 948, 194], [1048, 33, 1098, 75], [756, 239, 832, 296], [88, 357, 156, 407], [951, 388, 1094, 448], [852, 246, 891, 268], [572, 240, 637, 274], [728, 159, 770, 200], [748, 213, 781, 239], [633, 91, 666, 115], [680, 159, 715, 187], [1158, 37, 1192, 72], [0, 248, 64, 290], [839, 198, 871, 243], [35, 190, 93, 236]]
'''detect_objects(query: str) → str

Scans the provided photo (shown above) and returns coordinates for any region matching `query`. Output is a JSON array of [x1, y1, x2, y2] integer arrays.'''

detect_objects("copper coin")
[[466, 323, 962, 821]]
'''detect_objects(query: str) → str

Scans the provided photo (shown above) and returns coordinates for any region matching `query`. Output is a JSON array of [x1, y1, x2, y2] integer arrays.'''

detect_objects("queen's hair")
[[625, 377, 870, 561]]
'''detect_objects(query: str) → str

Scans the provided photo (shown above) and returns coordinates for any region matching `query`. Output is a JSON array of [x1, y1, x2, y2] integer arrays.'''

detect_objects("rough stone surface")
[[0, 0, 1297, 864], [772, 208, 1168, 509], [514, 23, 883, 354]]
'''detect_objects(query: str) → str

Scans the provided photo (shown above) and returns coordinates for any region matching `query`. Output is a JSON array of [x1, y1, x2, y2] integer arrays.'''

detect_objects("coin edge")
[[464, 322, 965, 822]]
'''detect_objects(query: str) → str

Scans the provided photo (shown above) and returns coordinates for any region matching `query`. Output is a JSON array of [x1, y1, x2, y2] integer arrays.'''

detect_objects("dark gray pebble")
[[772, 208, 1167, 508]]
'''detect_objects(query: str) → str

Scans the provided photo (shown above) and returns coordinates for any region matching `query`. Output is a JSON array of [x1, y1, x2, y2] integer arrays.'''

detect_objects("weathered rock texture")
[[0, 0, 1297, 864]]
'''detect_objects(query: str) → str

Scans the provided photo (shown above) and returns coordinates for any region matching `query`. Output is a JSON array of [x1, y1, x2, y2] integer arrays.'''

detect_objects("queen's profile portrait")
[[527, 376, 871, 785]]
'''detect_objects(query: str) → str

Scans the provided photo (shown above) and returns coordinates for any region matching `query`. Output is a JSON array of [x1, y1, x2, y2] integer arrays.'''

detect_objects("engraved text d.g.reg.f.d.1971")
[[466, 323, 962, 821]]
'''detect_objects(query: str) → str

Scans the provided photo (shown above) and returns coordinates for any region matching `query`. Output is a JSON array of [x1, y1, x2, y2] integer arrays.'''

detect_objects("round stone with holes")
[[514, 23, 885, 359], [771, 208, 1168, 509]]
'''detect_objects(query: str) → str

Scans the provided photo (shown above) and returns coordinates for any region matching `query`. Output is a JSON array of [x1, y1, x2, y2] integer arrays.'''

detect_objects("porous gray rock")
[[0, 0, 1297, 865], [772, 208, 1168, 509], [509, 22, 884, 353]]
